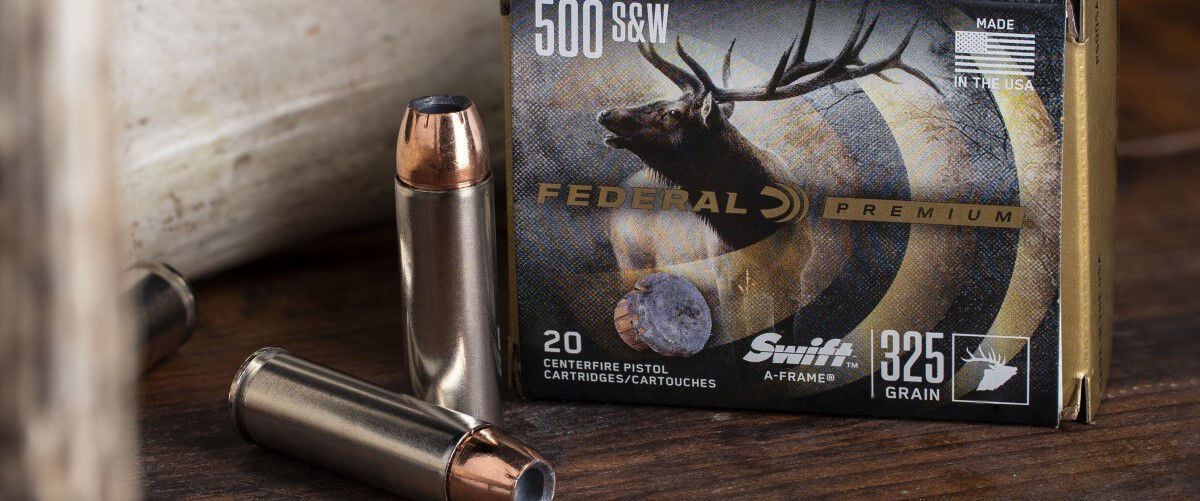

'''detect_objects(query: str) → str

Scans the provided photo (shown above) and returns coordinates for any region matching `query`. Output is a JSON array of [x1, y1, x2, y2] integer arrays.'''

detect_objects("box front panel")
[[509, 0, 1065, 425]]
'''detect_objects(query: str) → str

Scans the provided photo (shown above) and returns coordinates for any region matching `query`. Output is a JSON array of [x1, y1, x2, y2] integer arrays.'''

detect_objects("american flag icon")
[[954, 31, 1036, 76]]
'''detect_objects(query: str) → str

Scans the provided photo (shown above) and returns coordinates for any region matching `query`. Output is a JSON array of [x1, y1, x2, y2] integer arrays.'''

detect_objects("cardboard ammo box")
[[502, 0, 1116, 426]]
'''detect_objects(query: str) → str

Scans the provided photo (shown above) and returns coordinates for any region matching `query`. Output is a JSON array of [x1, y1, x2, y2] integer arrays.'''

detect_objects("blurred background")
[[2, 0, 1196, 499]]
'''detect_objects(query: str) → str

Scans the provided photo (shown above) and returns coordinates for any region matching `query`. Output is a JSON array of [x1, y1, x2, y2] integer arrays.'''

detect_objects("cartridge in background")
[[122, 262, 196, 374]]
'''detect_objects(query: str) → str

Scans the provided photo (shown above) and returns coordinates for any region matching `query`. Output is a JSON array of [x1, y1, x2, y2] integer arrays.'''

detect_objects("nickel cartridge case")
[[122, 262, 196, 373], [395, 95, 504, 425], [229, 348, 554, 501]]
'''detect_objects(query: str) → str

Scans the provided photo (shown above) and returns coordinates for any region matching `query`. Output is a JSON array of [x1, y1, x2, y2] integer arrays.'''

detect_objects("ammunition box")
[[503, 0, 1115, 426]]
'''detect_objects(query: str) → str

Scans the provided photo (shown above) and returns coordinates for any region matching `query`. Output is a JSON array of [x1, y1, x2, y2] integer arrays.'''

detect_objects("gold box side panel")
[[1060, 0, 1118, 423]]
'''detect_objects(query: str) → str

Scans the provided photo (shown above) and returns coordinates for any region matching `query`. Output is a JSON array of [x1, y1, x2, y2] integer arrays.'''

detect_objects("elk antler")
[[641, 0, 941, 104], [961, 347, 1006, 366], [637, 38, 736, 95], [637, 41, 702, 94]]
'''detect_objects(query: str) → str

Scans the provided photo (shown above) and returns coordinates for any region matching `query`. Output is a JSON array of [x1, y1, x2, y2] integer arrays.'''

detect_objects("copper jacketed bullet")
[[229, 348, 555, 501], [395, 95, 503, 424]]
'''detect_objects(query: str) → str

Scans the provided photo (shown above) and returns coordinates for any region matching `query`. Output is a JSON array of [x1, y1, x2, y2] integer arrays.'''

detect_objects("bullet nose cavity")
[[513, 461, 555, 501], [409, 94, 472, 115]]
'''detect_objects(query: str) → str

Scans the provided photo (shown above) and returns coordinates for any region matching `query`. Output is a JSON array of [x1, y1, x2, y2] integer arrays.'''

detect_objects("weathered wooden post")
[[0, 0, 137, 498]]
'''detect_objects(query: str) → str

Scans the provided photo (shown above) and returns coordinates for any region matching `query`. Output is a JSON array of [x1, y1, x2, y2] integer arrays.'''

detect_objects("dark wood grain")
[[138, 3, 1200, 499]]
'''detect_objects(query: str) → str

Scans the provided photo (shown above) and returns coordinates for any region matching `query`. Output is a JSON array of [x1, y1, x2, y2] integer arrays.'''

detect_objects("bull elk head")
[[597, 0, 939, 250], [961, 347, 1019, 392]]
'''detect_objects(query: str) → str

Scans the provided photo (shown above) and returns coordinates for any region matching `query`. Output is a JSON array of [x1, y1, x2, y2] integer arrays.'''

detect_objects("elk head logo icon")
[[960, 347, 1018, 392]]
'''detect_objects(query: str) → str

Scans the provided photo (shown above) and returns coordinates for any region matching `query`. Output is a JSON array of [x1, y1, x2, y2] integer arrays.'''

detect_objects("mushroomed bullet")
[[614, 273, 713, 357]]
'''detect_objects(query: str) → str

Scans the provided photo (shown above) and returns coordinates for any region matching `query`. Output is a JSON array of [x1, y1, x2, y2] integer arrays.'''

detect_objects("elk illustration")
[[598, 1, 938, 342], [961, 347, 1019, 392], [598, 0, 937, 252]]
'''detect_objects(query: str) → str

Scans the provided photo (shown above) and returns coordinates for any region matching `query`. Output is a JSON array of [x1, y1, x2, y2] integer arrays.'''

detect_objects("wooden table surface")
[[139, 2, 1200, 499]]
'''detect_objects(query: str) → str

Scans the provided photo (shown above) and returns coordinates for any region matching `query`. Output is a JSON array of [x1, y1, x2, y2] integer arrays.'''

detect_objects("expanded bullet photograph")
[[0, 0, 1196, 500]]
